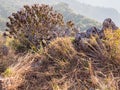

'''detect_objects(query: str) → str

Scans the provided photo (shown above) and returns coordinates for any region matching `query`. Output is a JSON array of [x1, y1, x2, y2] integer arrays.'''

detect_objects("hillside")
[[58, 0, 120, 26], [0, 3, 120, 90], [0, 0, 101, 31], [54, 3, 101, 31]]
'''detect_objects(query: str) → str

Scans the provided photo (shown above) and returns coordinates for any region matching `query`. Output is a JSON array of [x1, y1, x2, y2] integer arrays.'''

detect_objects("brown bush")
[[47, 37, 77, 60], [5, 4, 76, 53]]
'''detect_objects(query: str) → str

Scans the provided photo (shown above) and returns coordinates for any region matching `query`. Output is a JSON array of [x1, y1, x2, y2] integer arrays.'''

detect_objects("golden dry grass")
[[0, 35, 120, 90], [104, 29, 120, 64]]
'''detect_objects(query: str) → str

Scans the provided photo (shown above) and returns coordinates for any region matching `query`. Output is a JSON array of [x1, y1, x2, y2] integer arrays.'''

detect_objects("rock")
[[86, 26, 100, 38], [75, 18, 119, 41], [98, 30, 105, 39], [99, 18, 119, 38], [64, 28, 71, 36], [75, 32, 86, 41], [102, 18, 118, 31]]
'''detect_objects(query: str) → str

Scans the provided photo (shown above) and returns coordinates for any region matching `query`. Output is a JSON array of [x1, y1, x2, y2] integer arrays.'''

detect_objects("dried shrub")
[[104, 29, 120, 64], [74, 36, 109, 60], [1, 37, 120, 90], [47, 37, 77, 60], [74, 29, 120, 64], [5, 4, 75, 52]]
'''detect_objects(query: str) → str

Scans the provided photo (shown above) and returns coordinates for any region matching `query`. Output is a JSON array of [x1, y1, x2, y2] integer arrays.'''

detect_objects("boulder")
[[75, 18, 119, 41], [86, 26, 100, 38], [102, 18, 118, 31], [75, 32, 86, 41]]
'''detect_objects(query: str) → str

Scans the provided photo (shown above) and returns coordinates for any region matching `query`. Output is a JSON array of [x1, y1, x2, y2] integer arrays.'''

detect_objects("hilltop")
[[0, 4, 120, 90]]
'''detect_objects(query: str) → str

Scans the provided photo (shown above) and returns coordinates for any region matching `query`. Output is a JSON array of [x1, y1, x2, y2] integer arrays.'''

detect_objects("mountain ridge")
[[0, 0, 101, 31], [58, 0, 120, 26]]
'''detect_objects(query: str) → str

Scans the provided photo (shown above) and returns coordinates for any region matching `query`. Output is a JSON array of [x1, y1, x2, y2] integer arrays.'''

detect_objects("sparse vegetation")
[[0, 3, 120, 90], [5, 4, 77, 53]]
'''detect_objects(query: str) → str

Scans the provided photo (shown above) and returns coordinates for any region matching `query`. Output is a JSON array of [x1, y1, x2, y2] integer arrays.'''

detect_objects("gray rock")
[[75, 18, 119, 42], [86, 26, 100, 38], [102, 18, 118, 30], [75, 32, 86, 41]]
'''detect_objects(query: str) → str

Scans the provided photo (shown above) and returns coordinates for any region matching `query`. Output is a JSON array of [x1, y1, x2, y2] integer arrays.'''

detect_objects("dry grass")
[[104, 29, 120, 64], [0, 35, 16, 74], [1, 53, 38, 90], [47, 37, 77, 68], [0, 36, 120, 90], [47, 37, 76, 59]]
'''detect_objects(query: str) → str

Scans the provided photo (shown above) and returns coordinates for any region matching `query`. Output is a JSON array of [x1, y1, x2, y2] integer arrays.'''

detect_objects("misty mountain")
[[0, 0, 101, 31], [1, 0, 120, 23], [57, 0, 120, 26], [54, 3, 101, 31]]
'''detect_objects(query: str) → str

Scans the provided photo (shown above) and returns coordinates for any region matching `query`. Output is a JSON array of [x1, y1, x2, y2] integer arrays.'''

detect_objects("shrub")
[[47, 37, 76, 60], [104, 29, 120, 64], [5, 4, 75, 52], [74, 36, 109, 60], [1, 37, 120, 90], [74, 29, 120, 64], [47, 37, 77, 70]]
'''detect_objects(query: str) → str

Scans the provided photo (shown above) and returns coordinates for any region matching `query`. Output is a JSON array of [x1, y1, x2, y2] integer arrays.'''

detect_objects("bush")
[[1, 37, 120, 90], [0, 35, 15, 74], [74, 29, 120, 64], [47, 37, 76, 60], [104, 29, 120, 64], [5, 4, 75, 53]]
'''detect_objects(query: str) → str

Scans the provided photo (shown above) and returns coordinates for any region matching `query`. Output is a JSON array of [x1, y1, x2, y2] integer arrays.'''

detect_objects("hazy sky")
[[77, 0, 120, 13]]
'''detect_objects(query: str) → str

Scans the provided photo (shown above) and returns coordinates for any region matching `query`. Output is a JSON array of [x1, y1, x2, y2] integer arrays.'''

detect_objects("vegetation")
[[5, 4, 76, 53], [0, 4, 120, 90], [0, 0, 101, 31]]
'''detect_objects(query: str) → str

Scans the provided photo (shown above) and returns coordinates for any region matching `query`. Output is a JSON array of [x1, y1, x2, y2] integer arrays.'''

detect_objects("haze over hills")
[[58, 0, 120, 26], [0, 0, 101, 31], [54, 3, 101, 31], [78, 0, 120, 13], [0, 0, 120, 31]]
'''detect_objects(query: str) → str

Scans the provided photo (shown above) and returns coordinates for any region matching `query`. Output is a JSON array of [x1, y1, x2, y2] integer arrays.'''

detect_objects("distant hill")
[[2, 0, 120, 30], [54, 3, 101, 31], [0, 0, 101, 31], [58, 0, 120, 26]]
